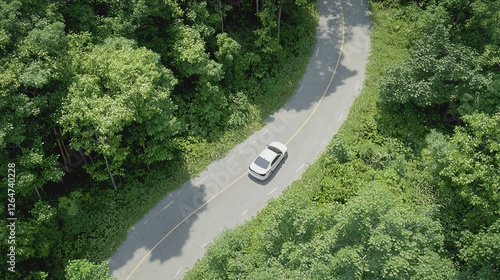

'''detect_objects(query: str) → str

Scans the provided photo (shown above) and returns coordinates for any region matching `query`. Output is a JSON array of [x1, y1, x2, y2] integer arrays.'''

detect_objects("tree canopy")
[[0, 0, 318, 278]]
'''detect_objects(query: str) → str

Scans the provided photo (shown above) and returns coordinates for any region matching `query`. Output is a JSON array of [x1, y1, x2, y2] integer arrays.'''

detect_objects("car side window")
[[271, 154, 281, 166]]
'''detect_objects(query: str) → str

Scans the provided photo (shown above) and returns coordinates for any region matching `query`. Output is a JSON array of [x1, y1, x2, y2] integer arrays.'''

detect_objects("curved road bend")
[[108, 0, 370, 279]]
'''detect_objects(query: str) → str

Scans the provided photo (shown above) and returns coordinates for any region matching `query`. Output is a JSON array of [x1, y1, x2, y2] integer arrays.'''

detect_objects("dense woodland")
[[0, 0, 318, 279], [1, 0, 499, 279], [185, 0, 500, 279]]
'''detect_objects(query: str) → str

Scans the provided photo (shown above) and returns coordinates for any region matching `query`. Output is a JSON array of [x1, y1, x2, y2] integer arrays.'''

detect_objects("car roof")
[[259, 147, 278, 162]]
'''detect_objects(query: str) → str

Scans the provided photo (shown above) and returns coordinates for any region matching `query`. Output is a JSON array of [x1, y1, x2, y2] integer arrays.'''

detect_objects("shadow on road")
[[108, 179, 208, 278], [274, 0, 370, 117]]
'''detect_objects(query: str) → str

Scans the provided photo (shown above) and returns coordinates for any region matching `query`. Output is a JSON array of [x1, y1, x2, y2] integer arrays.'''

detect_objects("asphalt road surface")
[[108, 0, 370, 278]]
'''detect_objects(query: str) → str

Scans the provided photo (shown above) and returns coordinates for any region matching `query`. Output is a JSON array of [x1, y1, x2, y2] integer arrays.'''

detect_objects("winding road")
[[108, 0, 370, 278]]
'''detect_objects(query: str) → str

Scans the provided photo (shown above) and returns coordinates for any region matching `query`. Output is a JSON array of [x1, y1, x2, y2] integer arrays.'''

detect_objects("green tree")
[[442, 113, 499, 228], [302, 187, 456, 279], [255, 0, 309, 48], [421, 112, 499, 232], [61, 36, 179, 184], [380, 24, 490, 116], [65, 259, 115, 280], [0, 0, 319, 278], [57, 191, 92, 236], [1, 200, 62, 280], [171, 24, 228, 137], [186, 186, 456, 279], [18, 202, 61, 261], [0, 27, 66, 201], [16, 142, 63, 199], [215, 33, 242, 87], [459, 219, 500, 279], [462, 0, 500, 69]]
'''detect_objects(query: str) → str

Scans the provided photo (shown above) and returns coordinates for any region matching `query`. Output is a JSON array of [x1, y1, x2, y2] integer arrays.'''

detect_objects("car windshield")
[[268, 146, 282, 154], [254, 156, 270, 169]]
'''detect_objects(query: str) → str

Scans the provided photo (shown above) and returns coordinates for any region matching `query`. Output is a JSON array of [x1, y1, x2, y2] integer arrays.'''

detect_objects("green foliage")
[[186, 186, 456, 279], [21, 21, 67, 58], [359, 141, 398, 170], [14, 141, 63, 199], [61, 36, 179, 180], [171, 24, 230, 137], [318, 159, 373, 204], [173, 25, 219, 79], [459, 219, 500, 278], [446, 114, 500, 227], [215, 33, 250, 90], [185, 81, 228, 137], [327, 135, 352, 164], [328, 187, 455, 279], [0, 9, 66, 203], [15, 202, 61, 262], [227, 92, 253, 128], [1, 0, 319, 278], [57, 191, 92, 236], [215, 33, 241, 66], [61, 2, 96, 33], [461, 0, 500, 66], [380, 23, 490, 116], [424, 113, 500, 230], [65, 259, 115, 280]]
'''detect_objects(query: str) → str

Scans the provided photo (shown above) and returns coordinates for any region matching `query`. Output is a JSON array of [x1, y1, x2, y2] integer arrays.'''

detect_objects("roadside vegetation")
[[185, 0, 500, 279], [0, 0, 318, 279]]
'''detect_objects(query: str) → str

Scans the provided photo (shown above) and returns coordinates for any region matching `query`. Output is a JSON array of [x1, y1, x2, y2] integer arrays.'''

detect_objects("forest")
[[185, 0, 500, 279], [0, 0, 318, 279]]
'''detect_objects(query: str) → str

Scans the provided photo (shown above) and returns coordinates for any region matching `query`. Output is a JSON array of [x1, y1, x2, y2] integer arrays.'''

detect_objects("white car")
[[248, 142, 288, 180]]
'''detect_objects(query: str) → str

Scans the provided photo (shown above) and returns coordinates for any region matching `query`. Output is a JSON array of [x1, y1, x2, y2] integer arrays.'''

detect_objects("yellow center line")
[[126, 1, 345, 278]]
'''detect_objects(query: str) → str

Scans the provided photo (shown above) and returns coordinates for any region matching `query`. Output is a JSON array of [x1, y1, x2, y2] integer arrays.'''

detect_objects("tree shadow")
[[265, 0, 370, 117], [108, 177, 209, 279]]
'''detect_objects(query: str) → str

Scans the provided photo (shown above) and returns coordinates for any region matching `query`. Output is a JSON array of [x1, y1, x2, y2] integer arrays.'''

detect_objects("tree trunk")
[[54, 128, 69, 172], [95, 133, 117, 190], [79, 150, 87, 163], [34, 187, 42, 200], [219, 1, 224, 32], [143, 144, 150, 171], [103, 154, 118, 191], [277, 1, 284, 45], [58, 128, 71, 160]]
